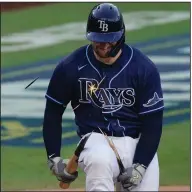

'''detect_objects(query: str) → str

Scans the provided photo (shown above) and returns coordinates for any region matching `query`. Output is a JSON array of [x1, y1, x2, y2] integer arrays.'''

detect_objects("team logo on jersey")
[[78, 78, 135, 113], [143, 92, 163, 107]]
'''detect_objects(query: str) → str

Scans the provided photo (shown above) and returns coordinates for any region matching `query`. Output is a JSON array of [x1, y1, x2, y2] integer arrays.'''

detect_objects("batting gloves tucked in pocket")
[[48, 157, 78, 183], [118, 163, 146, 191]]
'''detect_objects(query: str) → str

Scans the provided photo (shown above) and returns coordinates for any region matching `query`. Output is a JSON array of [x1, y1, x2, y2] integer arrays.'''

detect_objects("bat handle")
[[59, 155, 78, 189], [52, 172, 70, 189], [59, 181, 70, 189]]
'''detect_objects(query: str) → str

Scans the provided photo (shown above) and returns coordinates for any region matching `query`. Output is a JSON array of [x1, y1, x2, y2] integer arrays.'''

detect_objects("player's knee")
[[86, 151, 113, 173]]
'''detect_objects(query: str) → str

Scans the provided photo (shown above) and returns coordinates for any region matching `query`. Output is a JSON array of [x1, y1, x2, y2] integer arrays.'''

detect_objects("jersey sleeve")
[[45, 61, 73, 106], [138, 66, 164, 115]]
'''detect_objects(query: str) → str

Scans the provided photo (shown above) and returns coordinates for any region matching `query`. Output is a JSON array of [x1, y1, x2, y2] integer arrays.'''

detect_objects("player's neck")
[[94, 49, 122, 65]]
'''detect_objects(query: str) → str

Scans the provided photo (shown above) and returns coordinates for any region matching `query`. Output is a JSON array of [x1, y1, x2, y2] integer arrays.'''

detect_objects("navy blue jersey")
[[46, 44, 164, 137]]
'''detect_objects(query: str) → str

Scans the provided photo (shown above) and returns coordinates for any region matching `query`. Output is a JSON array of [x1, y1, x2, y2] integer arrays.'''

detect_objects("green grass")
[[158, 121, 190, 185], [1, 2, 190, 68], [1, 144, 77, 191], [1, 121, 190, 190], [1, 2, 190, 34], [1, 19, 190, 68]]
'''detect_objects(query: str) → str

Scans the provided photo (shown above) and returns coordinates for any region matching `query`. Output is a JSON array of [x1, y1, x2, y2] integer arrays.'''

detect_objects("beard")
[[94, 48, 110, 58], [92, 43, 114, 58]]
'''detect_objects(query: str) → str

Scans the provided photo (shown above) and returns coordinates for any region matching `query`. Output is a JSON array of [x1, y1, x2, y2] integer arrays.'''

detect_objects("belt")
[[92, 129, 139, 139]]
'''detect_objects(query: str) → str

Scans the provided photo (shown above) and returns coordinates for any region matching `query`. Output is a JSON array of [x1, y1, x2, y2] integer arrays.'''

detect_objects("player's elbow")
[[140, 110, 163, 135]]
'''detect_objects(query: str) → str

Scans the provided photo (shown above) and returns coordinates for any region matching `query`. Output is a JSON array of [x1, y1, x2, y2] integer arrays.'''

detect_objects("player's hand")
[[48, 157, 78, 183], [118, 163, 146, 191]]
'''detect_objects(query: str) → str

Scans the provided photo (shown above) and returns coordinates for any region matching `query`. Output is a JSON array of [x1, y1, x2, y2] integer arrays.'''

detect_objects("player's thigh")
[[78, 132, 120, 179]]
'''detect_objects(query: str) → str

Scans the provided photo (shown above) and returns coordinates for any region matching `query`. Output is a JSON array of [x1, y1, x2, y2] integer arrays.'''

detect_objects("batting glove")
[[118, 163, 146, 191], [48, 157, 78, 183]]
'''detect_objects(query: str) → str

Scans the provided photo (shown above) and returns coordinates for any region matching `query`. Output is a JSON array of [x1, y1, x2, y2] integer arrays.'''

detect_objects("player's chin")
[[96, 49, 111, 58]]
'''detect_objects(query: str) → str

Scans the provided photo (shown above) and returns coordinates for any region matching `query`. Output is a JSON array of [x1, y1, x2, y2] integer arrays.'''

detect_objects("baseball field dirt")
[[24, 186, 190, 191]]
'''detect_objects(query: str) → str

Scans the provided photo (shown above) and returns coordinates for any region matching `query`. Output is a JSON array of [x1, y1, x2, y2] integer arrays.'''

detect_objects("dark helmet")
[[86, 3, 125, 57]]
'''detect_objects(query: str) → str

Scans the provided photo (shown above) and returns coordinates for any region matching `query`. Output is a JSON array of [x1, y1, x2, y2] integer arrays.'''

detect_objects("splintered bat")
[[59, 134, 90, 189], [25, 77, 39, 89], [98, 127, 125, 174], [59, 155, 78, 189], [98, 127, 125, 191]]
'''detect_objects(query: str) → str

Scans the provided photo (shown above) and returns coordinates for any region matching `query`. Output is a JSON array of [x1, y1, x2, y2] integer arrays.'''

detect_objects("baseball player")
[[43, 3, 164, 191]]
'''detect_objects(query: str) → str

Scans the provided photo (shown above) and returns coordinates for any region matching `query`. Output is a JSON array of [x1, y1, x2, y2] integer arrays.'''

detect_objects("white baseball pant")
[[78, 132, 159, 191]]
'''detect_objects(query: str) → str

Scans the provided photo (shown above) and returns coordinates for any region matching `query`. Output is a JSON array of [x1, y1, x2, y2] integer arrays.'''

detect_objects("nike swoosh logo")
[[78, 64, 87, 71], [48, 154, 55, 159]]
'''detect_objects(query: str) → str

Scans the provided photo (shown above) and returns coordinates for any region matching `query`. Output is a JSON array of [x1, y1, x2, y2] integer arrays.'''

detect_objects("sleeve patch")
[[143, 92, 163, 108]]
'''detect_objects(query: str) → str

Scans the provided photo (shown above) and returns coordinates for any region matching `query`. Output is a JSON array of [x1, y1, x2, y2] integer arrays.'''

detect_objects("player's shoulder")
[[57, 45, 88, 70], [126, 44, 158, 74]]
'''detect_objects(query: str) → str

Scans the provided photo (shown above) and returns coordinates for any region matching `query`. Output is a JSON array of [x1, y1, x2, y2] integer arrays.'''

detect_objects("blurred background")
[[1, 2, 190, 191]]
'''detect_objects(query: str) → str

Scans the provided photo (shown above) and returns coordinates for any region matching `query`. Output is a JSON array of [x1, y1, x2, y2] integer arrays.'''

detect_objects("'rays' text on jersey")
[[78, 78, 135, 113]]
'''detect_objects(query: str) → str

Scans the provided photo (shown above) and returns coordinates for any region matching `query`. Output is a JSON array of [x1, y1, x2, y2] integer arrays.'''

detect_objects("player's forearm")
[[43, 99, 65, 158], [133, 110, 163, 167]]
